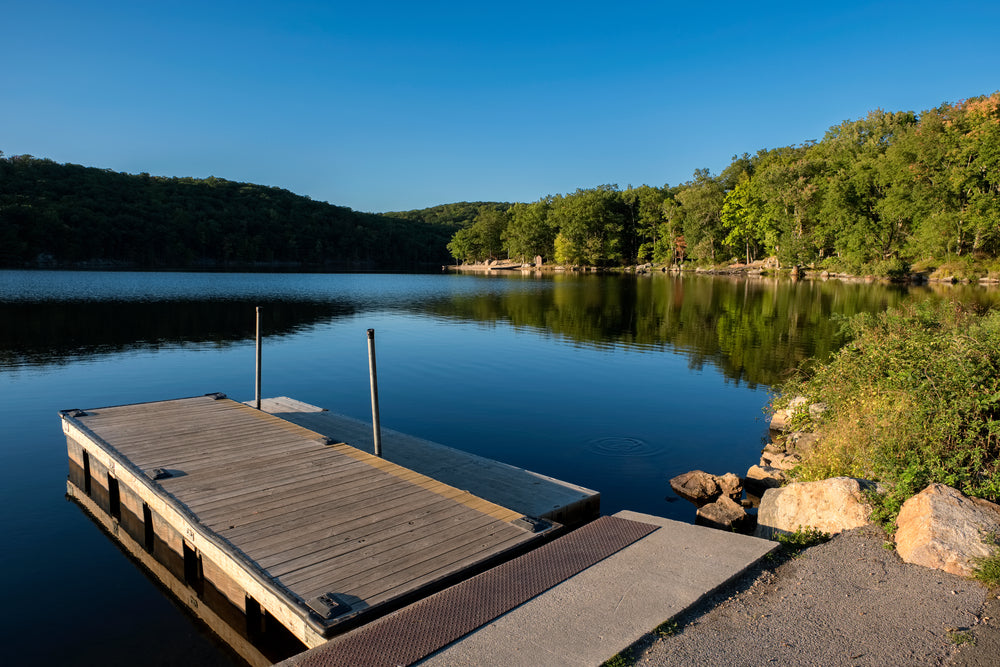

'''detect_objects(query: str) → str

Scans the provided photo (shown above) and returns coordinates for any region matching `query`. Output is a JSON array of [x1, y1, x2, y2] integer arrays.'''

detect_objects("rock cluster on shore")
[[669, 395, 1000, 580]]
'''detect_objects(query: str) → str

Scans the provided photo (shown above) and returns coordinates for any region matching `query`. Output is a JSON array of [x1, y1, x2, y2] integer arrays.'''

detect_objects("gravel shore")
[[630, 525, 997, 667]]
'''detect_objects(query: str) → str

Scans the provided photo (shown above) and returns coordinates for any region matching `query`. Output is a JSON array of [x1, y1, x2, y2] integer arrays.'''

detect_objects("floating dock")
[[62, 394, 578, 656], [252, 397, 600, 527]]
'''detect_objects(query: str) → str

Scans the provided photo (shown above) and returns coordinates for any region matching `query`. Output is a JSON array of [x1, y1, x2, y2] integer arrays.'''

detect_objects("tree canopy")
[[0, 155, 459, 269], [444, 92, 1000, 275]]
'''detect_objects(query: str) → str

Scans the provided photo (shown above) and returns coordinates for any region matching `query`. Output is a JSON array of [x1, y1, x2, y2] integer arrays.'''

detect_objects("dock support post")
[[367, 328, 383, 457], [255, 307, 262, 410]]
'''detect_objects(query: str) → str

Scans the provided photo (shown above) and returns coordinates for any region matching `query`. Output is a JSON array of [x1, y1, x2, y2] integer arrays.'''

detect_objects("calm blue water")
[[2, 269, 986, 664]]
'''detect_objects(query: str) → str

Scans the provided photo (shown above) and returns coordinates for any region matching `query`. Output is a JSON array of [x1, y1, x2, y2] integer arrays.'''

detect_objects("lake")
[[1, 269, 994, 665]]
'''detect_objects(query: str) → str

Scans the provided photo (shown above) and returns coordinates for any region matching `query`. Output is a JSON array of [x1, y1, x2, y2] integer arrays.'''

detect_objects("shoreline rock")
[[895, 483, 1000, 577], [754, 477, 878, 540]]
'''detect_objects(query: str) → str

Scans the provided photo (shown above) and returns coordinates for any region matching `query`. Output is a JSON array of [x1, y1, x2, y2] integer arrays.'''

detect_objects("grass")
[[773, 298, 1000, 530], [948, 629, 976, 646], [654, 618, 681, 637], [776, 526, 832, 555], [602, 649, 634, 667], [972, 534, 1000, 588]]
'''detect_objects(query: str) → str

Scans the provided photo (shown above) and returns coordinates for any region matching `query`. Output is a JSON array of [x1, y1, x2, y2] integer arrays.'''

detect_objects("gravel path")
[[630, 525, 996, 667]]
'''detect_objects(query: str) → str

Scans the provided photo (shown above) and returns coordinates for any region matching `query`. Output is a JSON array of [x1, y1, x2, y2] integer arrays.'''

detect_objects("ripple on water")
[[585, 436, 663, 457]]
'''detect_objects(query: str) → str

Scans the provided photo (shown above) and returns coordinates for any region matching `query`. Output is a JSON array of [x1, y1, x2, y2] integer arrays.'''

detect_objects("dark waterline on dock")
[[2, 270, 997, 665]]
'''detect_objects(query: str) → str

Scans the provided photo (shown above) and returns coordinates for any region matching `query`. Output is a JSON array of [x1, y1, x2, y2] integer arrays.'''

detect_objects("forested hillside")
[[0, 155, 456, 269], [447, 92, 1000, 278], [382, 201, 510, 228]]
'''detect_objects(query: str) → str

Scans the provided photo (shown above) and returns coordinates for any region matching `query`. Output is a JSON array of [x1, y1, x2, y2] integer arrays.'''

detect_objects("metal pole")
[[255, 307, 262, 410], [367, 328, 383, 457]]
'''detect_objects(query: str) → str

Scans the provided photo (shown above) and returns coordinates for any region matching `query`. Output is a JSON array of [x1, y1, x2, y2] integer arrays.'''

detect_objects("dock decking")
[[253, 396, 600, 527], [61, 394, 558, 649]]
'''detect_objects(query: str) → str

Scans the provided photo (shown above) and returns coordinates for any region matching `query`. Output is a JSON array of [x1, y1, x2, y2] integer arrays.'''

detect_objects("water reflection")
[[2, 271, 997, 387], [0, 299, 355, 368]]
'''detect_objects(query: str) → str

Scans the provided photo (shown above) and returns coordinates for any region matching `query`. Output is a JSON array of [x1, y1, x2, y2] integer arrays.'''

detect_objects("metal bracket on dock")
[[307, 593, 352, 620], [145, 467, 174, 481], [512, 516, 551, 533], [204, 392, 228, 400], [60, 409, 88, 418]]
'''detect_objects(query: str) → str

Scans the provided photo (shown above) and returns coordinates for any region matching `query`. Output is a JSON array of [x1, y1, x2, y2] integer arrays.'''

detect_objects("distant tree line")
[[0, 155, 459, 270], [447, 92, 1000, 276]]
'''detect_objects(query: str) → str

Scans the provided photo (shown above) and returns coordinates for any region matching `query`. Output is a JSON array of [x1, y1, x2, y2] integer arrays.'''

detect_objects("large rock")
[[760, 450, 801, 471], [895, 483, 1000, 577], [669, 470, 720, 506], [669, 470, 743, 506], [786, 431, 820, 457], [718, 472, 743, 501], [754, 477, 877, 540], [744, 464, 786, 497], [696, 495, 750, 532]]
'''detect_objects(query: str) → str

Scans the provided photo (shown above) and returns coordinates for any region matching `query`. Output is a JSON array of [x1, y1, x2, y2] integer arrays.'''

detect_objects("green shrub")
[[773, 299, 1000, 528]]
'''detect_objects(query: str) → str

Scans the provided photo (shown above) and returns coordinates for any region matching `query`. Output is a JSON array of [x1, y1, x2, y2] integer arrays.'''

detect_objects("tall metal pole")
[[367, 328, 383, 457], [255, 307, 262, 410]]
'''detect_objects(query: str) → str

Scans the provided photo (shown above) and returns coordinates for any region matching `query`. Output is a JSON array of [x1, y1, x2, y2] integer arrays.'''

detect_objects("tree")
[[676, 169, 725, 263], [721, 172, 770, 264], [503, 200, 555, 262], [547, 186, 626, 265]]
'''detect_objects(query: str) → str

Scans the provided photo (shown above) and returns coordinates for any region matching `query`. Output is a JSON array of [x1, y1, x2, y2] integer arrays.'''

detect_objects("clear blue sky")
[[4, 1, 998, 213]]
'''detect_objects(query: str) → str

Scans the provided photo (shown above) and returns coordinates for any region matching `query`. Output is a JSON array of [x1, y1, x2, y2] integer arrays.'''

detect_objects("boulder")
[[786, 431, 820, 457], [696, 495, 750, 532], [754, 477, 877, 540], [895, 483, 1000, 577], [760, 450, 801, 471], [744, 464, 786, 497], [718, 472, 743, 501], [769, 409, 792, 432], [769, 396, 809, 432], [669, 470, 720, 506]]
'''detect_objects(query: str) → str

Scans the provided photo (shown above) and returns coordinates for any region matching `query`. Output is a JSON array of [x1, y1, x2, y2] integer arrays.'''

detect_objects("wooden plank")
[[282, 511, 515, 591], [190, 463, 408, 525], [271, 506, 505, 583], [262, 501, 477, 576], [217, 482, 442, 547], [294, 522, 530, 602], [257, 498, 470, 573]]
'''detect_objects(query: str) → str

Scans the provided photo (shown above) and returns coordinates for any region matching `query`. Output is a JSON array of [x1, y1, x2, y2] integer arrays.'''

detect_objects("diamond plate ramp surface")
[[280, 515, 658, 667]]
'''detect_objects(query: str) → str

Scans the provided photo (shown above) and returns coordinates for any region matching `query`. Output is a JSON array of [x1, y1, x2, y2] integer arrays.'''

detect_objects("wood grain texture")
[[62, 394, 552, 642]]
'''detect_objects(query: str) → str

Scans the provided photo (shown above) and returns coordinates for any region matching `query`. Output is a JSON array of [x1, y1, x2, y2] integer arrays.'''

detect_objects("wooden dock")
[[253, 397, 600, 527], [61, 394, 559, 651]]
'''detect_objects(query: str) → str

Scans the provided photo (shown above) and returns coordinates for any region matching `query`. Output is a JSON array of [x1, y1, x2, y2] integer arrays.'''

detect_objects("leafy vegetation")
[[602, 649, 634, 667], [0, 154, 456, 269], [654, 618, 681, 638], [776, 526, 832, 555], [776, 299, 1000, 526], [972, 535, 1000, 588], [446, 92, 1000, 275]]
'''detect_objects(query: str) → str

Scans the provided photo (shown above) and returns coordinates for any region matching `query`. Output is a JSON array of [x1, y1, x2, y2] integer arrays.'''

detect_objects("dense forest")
[[4, 92, 997, 275], [447, 92, 1000, 278], [0, 155, 463, 270]]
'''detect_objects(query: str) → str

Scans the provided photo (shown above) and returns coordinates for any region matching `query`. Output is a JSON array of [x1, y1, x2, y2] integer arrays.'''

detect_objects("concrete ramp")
[[419, 510, 778, 666], [281, 510, 778, 667]]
